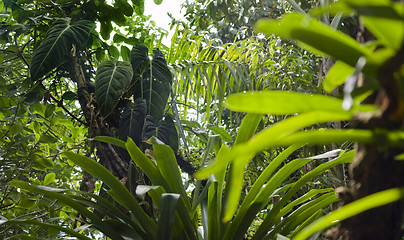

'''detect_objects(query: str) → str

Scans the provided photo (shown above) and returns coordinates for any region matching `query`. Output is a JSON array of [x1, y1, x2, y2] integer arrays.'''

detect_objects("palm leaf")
[[30, 18, 95, 81]]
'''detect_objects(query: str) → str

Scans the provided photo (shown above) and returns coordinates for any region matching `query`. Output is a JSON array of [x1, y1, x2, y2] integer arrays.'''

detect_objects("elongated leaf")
[[1, 219, 91, 240], [126, 137, 167, 188], [253, 151, 354, 239], [294, 188, 404, 240], [118, 98, 146, 147], [255, 13, 372, 68], [62, 151, 156, 237], [91, 136, 127, 149], [156, 193, 180, 240], [30, 18, 95, 80], [9, 180, 124, 240], [355, 4, 404, 50], [95, 60, 133, 117], [131, 46, 172, 120], [153, 141, 188, 203], [227, 144, 304, 234], [225, 91, 373, 115], [195, 111, 352, 179]]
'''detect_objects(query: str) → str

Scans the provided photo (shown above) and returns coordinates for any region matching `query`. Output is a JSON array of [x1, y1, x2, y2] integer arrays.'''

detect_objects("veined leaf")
[[118, 98, 146, 147], [143, 114, 179, 153], [130, 46, 172, 120], [30, 18, 95, 81], [95, 59, 133, 117]]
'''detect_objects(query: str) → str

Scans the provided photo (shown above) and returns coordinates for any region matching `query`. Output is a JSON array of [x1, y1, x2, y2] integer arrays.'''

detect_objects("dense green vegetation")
[[1, 0, 404, 239]]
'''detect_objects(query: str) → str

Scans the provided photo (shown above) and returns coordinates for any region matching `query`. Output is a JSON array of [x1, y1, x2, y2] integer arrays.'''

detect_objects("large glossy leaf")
[[143, 114, 178, 153], [95, 59, 133, 117], [118, 98, 146, 146], [30, 18, 95, 81], [130, 46, 173, 120]]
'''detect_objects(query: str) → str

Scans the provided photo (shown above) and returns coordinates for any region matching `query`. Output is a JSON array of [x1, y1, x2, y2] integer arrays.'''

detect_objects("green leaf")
[[255, 13, 372, 68], [62, 151, 156, 237], [45, 104, 56, 118], [153, 0, 163, 5], [226, 91, 372, 115], [352, 3, 404, 51], [153, 141, 188, 202], [91, 136, 127, 149], [43, 173, 55, 185], [195, 111, 352, 179], [1, 219, 91, 240], [118, 99, 146, 147], [294, 188, 404, 240], [156, 193, 180, 240], [323, 61, 355, 93], [39, 135, 58, 143], [121, 45, 131, 62], [108, 46, 120, 59], [30, 18, 95, 81], [9, 180, 123, 240], [131, 46, 173, 120], [207, 124, 232, 142], [62, 91, 76, 100], [95, 59, 133, 117], [126, 138, 167, 188], [115, 0, 134, 16]]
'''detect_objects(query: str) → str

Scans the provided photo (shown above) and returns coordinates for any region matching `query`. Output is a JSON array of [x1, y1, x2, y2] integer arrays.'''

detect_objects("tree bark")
[[327, 41, 404, 240]]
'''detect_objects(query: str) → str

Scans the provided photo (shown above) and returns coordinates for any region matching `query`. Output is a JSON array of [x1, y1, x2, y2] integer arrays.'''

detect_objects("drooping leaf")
[[62, 151, 156, 237], [143, 114, 178, 153], [118, 98, 146, 147], [95, 59, 133, 117], [130, 46, 173, 120], [30, 18, 95, 81]]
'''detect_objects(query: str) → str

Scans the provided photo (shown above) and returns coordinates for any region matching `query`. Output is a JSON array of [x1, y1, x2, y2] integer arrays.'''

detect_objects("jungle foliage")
[[1, 0, 404, 240]]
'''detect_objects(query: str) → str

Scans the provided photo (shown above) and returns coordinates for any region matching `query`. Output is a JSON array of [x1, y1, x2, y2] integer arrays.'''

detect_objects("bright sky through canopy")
[[144, 0, 185, 45]]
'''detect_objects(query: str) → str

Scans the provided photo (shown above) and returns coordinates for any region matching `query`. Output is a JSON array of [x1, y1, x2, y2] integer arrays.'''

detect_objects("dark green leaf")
[[30, 18, 95, 80], [95, 59, 133, 117], [118, 98, 146, 147], [156, 193, 180, 240]]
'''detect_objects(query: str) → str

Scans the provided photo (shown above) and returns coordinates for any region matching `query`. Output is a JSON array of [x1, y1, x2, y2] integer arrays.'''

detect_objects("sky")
[[144, 0, 185, 45]]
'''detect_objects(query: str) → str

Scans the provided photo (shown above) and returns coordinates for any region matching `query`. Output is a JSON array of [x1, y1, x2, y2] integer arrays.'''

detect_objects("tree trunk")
[[327, 41, 404, 240]]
